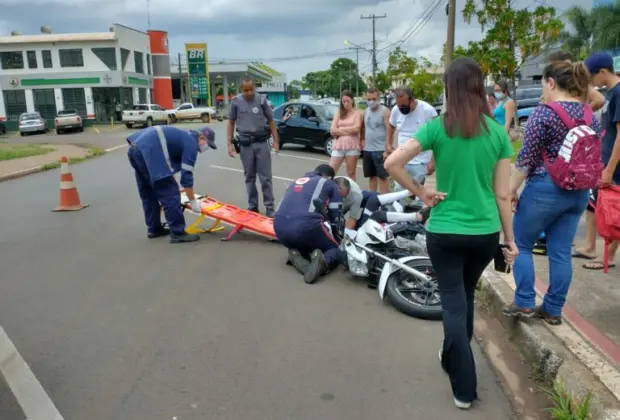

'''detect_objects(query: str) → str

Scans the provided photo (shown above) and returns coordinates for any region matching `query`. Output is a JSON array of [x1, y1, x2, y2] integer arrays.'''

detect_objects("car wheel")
[[201, 114, 211, 123], [79, 126, 84, 132], [20, 132, 25, 137], [56, 129, 62, 135], [146, 118, 153, 127], [323, 137, 334, 156], [518, 117, 528, 128], [170, 115, 177, 124], [125, 123, 133, 128]]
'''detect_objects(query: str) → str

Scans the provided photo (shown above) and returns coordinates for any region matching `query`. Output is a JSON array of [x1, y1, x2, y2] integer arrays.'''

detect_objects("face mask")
[[199, 142, 209, 153], [494, 92, 505, 100], [398, 105, 411, 115], [368, 100, 378, 109]]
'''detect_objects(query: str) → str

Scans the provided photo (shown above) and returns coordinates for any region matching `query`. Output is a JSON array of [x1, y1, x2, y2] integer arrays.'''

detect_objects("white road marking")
[[209, 165, 294, 182], [274, 152, 363, 168], [104, 144, 129, 152], [0, 326, 64, 420]]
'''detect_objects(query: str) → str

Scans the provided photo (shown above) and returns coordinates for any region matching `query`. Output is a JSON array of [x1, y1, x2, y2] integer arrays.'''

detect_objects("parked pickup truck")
[[55, 110, 83, 134], [123, 104, 169, 128], [167, 103, 216, 124]]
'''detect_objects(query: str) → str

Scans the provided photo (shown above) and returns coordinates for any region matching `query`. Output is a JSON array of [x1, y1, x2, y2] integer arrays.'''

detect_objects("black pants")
[[426, 231, 499, 403]]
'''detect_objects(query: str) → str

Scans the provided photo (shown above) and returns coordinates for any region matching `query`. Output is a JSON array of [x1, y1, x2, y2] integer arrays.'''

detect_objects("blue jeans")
[[513, 174, 589, 316]]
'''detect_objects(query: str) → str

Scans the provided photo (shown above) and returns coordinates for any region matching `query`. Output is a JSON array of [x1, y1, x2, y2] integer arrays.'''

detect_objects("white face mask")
[[367, 100, 378, 109], [494, 92, 505, 100]]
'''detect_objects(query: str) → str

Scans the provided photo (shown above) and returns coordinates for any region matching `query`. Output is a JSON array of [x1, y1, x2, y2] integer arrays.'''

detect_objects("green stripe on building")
[[21, 77, 100, 86], [128, 77, 149, 86]]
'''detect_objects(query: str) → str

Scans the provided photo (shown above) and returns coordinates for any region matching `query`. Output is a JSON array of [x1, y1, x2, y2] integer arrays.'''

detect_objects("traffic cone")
[[52, 156, 89, 212]]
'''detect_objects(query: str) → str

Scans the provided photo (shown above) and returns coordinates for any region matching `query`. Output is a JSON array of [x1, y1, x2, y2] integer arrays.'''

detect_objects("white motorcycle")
[[341, 211, 441, 320]]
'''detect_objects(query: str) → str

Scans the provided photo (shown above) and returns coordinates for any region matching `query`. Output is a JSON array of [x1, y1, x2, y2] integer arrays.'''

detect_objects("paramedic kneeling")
[[127, 126, 216, 244], [274, 164, 343, 284]]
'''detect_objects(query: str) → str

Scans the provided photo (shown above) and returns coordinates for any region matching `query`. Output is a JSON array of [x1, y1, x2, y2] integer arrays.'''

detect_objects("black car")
[[0, 120, 5, 135], [273, 101, 339, 156]]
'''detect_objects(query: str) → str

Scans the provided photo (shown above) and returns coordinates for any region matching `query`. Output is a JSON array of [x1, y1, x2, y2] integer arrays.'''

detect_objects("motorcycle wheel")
[[385, 258, 442, 320]]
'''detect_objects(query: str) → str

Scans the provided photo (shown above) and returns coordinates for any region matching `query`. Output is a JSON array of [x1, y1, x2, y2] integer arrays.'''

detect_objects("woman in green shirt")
[[384, 57, 518, 409]]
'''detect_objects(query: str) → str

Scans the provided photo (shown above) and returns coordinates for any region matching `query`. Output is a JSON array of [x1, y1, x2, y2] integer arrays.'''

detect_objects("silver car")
[[19, 112, 47, 136]]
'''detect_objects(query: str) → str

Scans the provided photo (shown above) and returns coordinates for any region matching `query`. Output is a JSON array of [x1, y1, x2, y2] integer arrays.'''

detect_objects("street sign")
[[185, 43, 210, 103]]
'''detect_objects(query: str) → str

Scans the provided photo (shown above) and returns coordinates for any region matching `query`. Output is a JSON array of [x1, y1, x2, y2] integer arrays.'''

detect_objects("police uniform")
[[274, 172, 343, 282], [127, 126, 211, 242], [228, 93, 275, 215]]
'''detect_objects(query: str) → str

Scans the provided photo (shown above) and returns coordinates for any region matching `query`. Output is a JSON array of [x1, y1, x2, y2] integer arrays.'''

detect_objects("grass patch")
[[544, 380, 593, 419], [511, 138, 523, 163], [40, 146, 105, 171], [0, 144, 54, 161]]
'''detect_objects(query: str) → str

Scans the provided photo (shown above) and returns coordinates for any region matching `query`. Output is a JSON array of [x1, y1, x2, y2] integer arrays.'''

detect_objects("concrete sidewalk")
[[0, 144, 90, 182]]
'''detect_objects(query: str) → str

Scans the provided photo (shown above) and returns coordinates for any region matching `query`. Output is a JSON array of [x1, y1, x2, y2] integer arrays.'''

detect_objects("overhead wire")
[[374, 0, 444, 66]]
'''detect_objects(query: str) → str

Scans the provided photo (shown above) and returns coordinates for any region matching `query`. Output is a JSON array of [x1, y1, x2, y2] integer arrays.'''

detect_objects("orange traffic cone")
[[52, 156, 89, 212]]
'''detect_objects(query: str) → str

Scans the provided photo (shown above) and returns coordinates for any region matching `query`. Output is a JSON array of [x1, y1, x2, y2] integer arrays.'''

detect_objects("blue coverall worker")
[[127, 125, 216, 244], [274, 164, 343, 284]]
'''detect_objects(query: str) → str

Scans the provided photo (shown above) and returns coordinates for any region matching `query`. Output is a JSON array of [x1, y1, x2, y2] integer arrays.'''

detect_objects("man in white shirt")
[[386, 87, 438, 200]]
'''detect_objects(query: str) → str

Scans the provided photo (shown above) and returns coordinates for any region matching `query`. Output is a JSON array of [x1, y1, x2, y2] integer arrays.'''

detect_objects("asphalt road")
[[0, 122, 514, 420]]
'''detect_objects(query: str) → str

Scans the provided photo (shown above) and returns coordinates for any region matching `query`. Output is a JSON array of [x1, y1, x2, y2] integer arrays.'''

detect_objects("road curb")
[[478, 268, 620, 419], [0, 166, 46, 183]]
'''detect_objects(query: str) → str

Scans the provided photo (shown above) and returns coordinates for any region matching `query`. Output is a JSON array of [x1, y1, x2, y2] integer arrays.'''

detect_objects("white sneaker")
[[453, 398, 472, 409]]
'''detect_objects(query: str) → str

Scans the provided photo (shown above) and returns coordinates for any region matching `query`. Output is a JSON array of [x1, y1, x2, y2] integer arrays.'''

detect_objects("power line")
[[374, 0, 443, 66]]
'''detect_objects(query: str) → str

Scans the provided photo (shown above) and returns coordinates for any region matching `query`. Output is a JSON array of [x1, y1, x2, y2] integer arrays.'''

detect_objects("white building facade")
[[0, 24, 153, 129]]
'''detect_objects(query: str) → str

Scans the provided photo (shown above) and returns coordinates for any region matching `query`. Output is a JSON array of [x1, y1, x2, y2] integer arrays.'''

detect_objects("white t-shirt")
[[389, 100, 438, 165]]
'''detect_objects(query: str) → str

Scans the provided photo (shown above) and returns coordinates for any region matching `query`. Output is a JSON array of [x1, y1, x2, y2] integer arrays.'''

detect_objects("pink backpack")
[[543, 102, 604, 190]]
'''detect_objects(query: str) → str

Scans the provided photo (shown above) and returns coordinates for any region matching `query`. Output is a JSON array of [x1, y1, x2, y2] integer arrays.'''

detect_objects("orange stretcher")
[[181, 193, 276, 241]]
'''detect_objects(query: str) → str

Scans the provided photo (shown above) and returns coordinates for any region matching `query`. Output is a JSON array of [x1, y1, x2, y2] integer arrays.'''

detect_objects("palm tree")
[[560, 6, 595, 60], [592, 5, 620, 53]]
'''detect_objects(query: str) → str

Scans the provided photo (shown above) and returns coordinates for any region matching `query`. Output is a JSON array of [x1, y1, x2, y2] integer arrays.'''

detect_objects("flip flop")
[[572, 250, 596, 260], [583, 260, 616, 270]]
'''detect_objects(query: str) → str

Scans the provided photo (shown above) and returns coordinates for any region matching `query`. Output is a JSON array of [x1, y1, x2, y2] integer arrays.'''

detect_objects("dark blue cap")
[[189, 126, 216, 150], [586, 52, 614, 74]]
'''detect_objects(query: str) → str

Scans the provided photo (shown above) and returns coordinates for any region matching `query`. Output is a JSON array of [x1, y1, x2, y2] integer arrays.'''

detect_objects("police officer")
[[227, 76, 280, 217], [274, 164, 343, 284], [127, 125, 216, 243]]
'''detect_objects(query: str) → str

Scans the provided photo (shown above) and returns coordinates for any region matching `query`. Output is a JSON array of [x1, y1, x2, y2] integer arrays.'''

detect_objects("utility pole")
[[178, 52, 184, 102], [146, 0, 151, 30], [443, 0, 456, 113], [360, 13, 387, 81]]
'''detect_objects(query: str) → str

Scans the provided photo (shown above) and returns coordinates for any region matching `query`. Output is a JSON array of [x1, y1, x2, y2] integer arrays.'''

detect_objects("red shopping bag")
[[595, 185, 620, 273]]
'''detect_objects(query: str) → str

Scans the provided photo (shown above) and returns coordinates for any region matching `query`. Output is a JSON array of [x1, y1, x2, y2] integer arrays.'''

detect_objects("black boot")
[[169, 232, 201, 243], [304, 249, 327, 284], [147, 226, 170, 239], [286, 249, 310, 275]]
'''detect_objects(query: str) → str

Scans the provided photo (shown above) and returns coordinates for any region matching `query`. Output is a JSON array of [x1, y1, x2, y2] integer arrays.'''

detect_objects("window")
[[92, 47, 117, 70], [134, 51, 144, 74], [300, 104, 317, 119], [0, 51, 24, 69], [120, 48, 130, 70], [62, 88, 87, 117], [59, 49, 84, 67], [138, 87, 147, 103], [178, 104, 193, 110], [42, 50, 53, 68], [33, 89, 57, 119], [146, 54, 151, 75], [150, 104, 164, 111], [132, 105, 149, 111], [3, 90, 27, 120], [26, 51, 37, 69]]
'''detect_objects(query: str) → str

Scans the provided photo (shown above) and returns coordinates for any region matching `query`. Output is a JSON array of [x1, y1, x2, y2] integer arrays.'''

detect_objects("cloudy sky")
[[1, 0, 595, 81]]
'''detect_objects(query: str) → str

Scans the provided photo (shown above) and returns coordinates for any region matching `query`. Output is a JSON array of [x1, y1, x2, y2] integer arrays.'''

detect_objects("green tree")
[[301, 58, 367, 98], [369, 70, 392, 93], [560, 6, 595, 61], [287, 79, 302, 99], [461, 0, 563, 85], [594, 5, 620, 52], [383, 47, 444, 103]]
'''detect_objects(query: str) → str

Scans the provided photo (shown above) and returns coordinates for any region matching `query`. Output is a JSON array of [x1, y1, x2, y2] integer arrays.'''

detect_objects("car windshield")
[[58, 110, 77, 116], [20, 114, 40, 120]]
